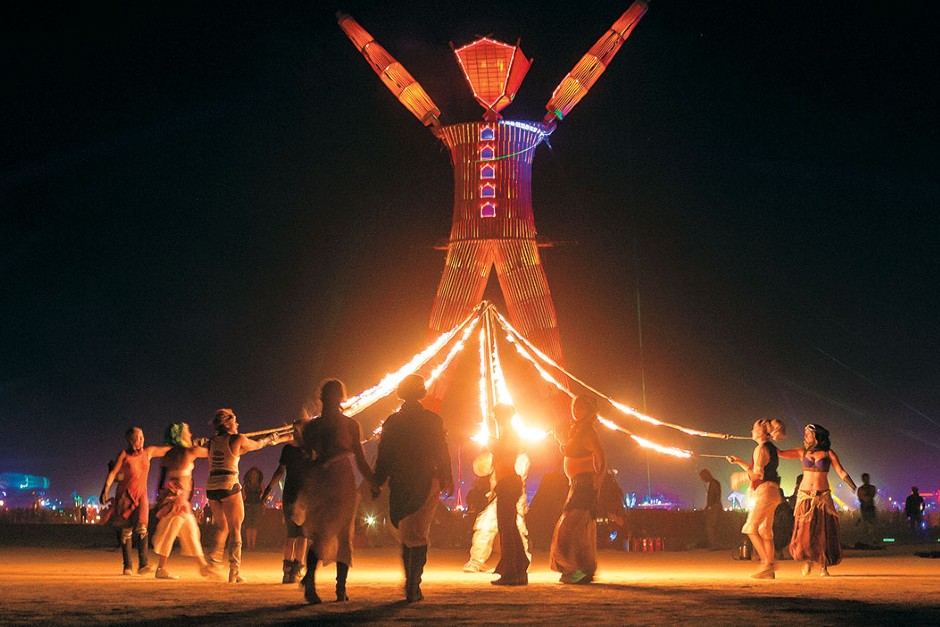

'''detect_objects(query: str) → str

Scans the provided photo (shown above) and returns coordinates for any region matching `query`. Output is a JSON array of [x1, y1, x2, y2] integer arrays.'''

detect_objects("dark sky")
[[2, 1, 938, 508]]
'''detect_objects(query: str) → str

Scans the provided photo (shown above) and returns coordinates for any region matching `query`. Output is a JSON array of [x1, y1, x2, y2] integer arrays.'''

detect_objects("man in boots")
[[372, 374, 453, 602]]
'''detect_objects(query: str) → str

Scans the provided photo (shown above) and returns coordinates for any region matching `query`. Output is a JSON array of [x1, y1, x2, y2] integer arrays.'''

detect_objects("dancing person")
[[726, 419, 783, 579], [779, 424, 857, 576], [100, 427, 171, 576], [699, 468, 723, 549], [464, 406, 532, 576], [905, 486, 925, 540], [371, 374, 454, 602], [205, 408, 285, 583], [263, 419, 311, 584], [550, 395, 607, 585], [296, 379, 375, 604], [242, 466, 264, 551], [151, 422, 219, 580], [856, 473, 877, 544], [489, 403, 530, 586]]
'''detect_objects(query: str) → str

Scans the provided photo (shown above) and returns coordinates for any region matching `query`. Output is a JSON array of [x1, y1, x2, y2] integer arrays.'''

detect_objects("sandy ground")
[[1, 545, 938, 626]]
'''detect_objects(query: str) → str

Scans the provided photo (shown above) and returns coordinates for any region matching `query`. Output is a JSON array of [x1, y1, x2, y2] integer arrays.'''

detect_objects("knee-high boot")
[[401, 544, 412, 601], [121, 532, 133, 574], [302, 547, 320, 604], [228, 541, 243, 583], [135, 529, 152, 574], [335, 562, 349, 601], [408, 545, 427, 602], [282, 559, 294, 584]]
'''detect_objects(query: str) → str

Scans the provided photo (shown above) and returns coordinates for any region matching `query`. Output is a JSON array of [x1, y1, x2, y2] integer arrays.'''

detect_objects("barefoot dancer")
[[100, 427, 170, 576]]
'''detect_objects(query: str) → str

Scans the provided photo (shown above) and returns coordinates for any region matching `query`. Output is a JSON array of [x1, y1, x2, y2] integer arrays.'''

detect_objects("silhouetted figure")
[[263, 419, 312, 584], [905, 487, 925, 541], [699, 469, 722, 549], [856, 473, 877, 544], [241, 466, 264, 551], [527, 467, 568, 551], [787, 474, 803, 510], [372, 374, 453, 602], [490, 403, 530, 586], [297, 379, 375, 604], [550, 395, 606, 585]]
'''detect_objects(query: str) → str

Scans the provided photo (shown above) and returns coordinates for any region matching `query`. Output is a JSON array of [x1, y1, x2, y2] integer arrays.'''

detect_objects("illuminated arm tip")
[[337, 13, 442, 133], [542, 0, 649, 126]]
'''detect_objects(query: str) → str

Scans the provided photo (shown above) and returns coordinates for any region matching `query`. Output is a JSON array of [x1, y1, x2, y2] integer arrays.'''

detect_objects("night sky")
[[2, 1, 938, 509]]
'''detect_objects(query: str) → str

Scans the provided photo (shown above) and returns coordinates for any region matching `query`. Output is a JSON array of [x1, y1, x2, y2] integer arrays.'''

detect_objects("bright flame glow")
[[511, 414, 548, 441], [343, 305, 481, 416], [493, 308, 747, 441], [472, 326, 491, 445]]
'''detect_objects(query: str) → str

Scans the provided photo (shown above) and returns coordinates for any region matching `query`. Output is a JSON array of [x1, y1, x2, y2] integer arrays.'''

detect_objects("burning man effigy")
[[371, 374, 454, 602], [779, 423, 857, 576], [151, 422, 219, 580], [100, 426, 170, 576], [550, 395, 607, 585], [726, 419, 785, 579], [295, 379, 375, 604]]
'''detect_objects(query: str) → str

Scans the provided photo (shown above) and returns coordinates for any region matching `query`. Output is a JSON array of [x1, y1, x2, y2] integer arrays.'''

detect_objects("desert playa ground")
[[1, 541, 938, 626]]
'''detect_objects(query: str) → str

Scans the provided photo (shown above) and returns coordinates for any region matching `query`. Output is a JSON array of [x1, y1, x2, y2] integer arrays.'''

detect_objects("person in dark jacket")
[[371, 374, 453, 602]]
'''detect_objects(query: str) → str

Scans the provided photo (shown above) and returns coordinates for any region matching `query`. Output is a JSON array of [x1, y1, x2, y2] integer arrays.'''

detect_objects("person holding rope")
[[550, 394, 607, 585], [296, 379, 375, 604], [100, 427, 171, 576], [726, 418, 786, 579], [205, 408, 286, 583], [779, 424, 856, 576], [262, 418, 312, 584], [151, 422, 219, 580]]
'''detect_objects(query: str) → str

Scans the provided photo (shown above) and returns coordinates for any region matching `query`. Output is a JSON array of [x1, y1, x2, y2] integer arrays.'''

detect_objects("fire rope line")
[[343, 302, 485, 417], [490, 307, 749, 441]]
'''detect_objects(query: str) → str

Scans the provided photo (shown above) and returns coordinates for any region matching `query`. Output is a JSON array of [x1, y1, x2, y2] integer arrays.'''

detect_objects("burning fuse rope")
[[491, 307, 749, 441]]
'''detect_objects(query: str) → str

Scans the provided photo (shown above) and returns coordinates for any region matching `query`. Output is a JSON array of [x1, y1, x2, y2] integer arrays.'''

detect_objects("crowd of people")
[[98, 380, 929, 603]]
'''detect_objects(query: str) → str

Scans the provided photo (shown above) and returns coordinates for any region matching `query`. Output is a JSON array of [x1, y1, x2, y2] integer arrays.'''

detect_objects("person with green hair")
[[151, 422, 219, 580]]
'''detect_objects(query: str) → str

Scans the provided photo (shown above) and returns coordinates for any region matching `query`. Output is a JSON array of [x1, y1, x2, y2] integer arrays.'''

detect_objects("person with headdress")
[[550, 395, 607, 585], [726, 418, 784, 579], [779, 423, 857, 576], [151, 422, 219, 580], [296, 379, 375, 604], [371, 374, 453, 602], [100, 427, 171, 576], [205, 408, 286, 583], [262, 419, 312, 584]]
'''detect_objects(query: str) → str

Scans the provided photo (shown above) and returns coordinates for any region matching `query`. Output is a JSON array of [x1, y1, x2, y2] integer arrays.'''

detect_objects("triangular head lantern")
[[453, 37, 531, 121]]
